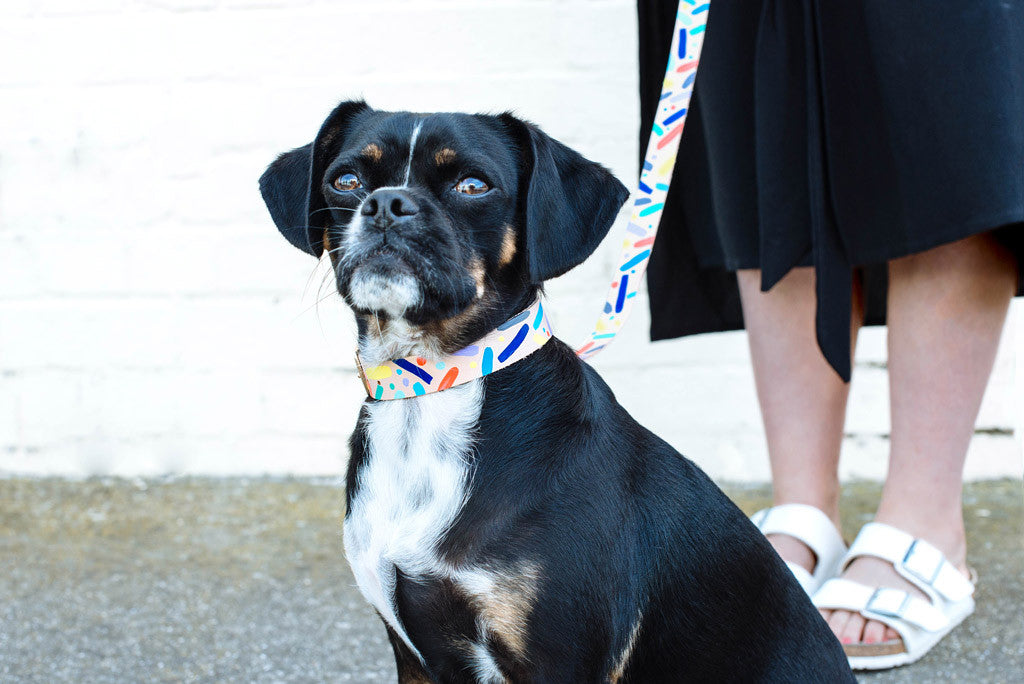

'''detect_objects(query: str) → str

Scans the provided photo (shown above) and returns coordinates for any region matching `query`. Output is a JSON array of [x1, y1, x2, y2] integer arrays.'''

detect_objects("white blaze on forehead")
[[341, 119, 425, 273], [403, 119, 423, 187]]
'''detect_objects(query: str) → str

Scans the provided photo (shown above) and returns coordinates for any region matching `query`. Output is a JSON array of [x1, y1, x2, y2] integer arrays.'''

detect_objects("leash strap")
[[576, 0, 708, 360]]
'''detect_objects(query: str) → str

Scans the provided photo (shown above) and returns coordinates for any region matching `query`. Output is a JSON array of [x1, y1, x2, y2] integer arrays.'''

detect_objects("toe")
[[827, 609, 852, 642], [862, 619, 888, 645], [840, 612, 866, 645], [885, 625, 900, 642]]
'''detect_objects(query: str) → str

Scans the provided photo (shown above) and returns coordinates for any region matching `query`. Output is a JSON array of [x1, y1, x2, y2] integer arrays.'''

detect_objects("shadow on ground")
[[1, 477, 1021, 683]]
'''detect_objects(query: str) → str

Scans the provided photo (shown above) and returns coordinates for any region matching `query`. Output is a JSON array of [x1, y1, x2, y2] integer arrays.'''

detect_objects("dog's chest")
[[343, 381, 483, 650]]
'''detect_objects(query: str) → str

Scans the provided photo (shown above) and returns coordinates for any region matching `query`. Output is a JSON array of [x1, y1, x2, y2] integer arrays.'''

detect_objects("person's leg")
[[823, 233, 1017, 645], [737, 268, 863, 571]]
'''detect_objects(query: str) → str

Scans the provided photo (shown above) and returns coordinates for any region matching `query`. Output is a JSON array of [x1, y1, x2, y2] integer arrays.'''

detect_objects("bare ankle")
[[872, 504, 967, 569]]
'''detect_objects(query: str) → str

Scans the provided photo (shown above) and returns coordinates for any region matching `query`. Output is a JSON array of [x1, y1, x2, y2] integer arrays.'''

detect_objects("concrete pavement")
[[1, 477, 1021, 683]]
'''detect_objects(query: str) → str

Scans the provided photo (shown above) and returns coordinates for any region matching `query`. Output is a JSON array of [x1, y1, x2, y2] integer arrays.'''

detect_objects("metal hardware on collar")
[[576, 1, 709, 360], [356, 297, 552, 401], [353, 352, 367, 387]]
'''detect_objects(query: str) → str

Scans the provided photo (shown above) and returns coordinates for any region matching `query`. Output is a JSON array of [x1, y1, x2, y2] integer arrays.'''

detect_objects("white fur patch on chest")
[[343, 380, 483, 658]]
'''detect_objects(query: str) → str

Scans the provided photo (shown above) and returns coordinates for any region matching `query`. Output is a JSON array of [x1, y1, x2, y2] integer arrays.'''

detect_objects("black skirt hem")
[[697, 210, 1024, 274], [847, 210, 1024, 271], [649, 213, 1024, 345]]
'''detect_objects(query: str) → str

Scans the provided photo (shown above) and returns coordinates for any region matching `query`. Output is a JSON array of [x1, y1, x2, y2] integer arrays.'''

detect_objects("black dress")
[[639, 0, 1024, 380]]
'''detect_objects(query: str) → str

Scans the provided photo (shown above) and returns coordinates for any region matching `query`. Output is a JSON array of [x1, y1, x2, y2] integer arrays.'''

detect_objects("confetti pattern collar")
[[576, 1, 707, 360], [356, 298, 553, 401]]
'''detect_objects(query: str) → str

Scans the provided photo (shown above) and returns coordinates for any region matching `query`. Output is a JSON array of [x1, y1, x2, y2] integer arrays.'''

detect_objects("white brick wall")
[[1, 0, 1021, 480]]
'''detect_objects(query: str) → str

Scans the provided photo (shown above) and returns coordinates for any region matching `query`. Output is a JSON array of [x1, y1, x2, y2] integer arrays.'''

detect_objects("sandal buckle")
[[866, 587, 911, 619], [902, 538, 944, 589]]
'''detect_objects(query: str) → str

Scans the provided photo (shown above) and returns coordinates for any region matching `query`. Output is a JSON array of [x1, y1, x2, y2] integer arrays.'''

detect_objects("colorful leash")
[[576, 1, 708, 360]]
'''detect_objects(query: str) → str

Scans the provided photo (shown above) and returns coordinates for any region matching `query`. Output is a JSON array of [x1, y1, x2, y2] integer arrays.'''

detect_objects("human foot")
[[820, 555, 919, 646], [813, 522, 975, 670], [818, 523, 968, 647], [751, 504, 846, 595], [766, 532, 817, 575]]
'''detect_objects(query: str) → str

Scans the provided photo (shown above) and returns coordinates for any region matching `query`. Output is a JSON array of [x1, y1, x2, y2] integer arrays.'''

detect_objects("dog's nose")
[[361, 189, 419, 224]]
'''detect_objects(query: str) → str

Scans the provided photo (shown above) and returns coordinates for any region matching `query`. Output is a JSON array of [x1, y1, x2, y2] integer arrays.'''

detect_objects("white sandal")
[[812, 522, 976, 670], [750, 504, 847, 596]]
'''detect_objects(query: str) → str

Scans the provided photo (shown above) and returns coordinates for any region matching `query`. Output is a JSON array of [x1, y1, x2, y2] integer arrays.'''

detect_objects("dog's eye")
[[455, 177, 490, 196], [333, 173, 362, 192]]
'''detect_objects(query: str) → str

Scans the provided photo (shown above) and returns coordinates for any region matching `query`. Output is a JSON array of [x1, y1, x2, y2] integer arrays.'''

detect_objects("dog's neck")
[[357, 316, 440, 367], [355, 297, 552, 401]]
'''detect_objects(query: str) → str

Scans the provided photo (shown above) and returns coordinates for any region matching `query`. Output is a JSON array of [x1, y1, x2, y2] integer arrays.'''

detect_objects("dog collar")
[[355, 298, 553, 401]]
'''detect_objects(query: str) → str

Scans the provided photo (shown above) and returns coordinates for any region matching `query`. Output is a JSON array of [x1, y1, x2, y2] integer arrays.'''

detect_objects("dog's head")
[[260, 100, 628, 360]]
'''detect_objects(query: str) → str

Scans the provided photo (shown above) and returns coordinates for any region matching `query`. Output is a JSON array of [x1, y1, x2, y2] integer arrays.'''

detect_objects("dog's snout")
[[361, 189, 420, 224]]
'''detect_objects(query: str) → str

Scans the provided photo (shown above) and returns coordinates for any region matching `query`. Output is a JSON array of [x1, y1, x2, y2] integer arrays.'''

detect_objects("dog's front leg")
[[386, 627, 435, 684]]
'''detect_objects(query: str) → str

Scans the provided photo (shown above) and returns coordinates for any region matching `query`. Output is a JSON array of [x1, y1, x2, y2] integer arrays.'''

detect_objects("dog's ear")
[[259, 142, 316, 255], [502, 114, 629, 282], [259, 99, 370, 257]]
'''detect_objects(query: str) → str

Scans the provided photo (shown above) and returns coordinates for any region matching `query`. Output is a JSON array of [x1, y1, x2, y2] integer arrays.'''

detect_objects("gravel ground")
[[1, 477, 1021, 683]]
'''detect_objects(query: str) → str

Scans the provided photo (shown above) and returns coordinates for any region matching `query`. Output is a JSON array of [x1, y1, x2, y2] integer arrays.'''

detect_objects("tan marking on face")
[[608, 610, 643, 683], [434, 147, 457, 165], [498, 227, 517, 266], [469, 563, 541, 660], [323, 231, 331, 254], [420, 299, 483, 353], [468, 257, 486, 298], [361, 143, 383, 162]]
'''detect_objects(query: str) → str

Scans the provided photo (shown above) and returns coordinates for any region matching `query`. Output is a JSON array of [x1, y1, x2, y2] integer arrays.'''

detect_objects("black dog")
[[260, 100, 854, 683]]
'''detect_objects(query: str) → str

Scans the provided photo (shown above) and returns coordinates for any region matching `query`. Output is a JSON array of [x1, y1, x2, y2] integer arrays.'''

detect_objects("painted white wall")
[[1, 0, 1020, 480]]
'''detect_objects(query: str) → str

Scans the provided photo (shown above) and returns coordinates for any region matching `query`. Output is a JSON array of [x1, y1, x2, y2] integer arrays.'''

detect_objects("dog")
[[259, 100, 855, 683]]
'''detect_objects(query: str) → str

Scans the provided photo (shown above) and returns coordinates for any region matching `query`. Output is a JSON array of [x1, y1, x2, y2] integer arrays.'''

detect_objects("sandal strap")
[[750, 504, 846, 570], [785, 561, 816, 595], [841, 523, 974, 603], [813, 578, 950, 633]]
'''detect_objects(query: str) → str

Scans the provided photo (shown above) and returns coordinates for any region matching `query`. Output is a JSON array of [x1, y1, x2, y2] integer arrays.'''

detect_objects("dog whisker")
[[300, 253, 330, 303], [309, 206, 357, 215], [296, 270, 344, 322]]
